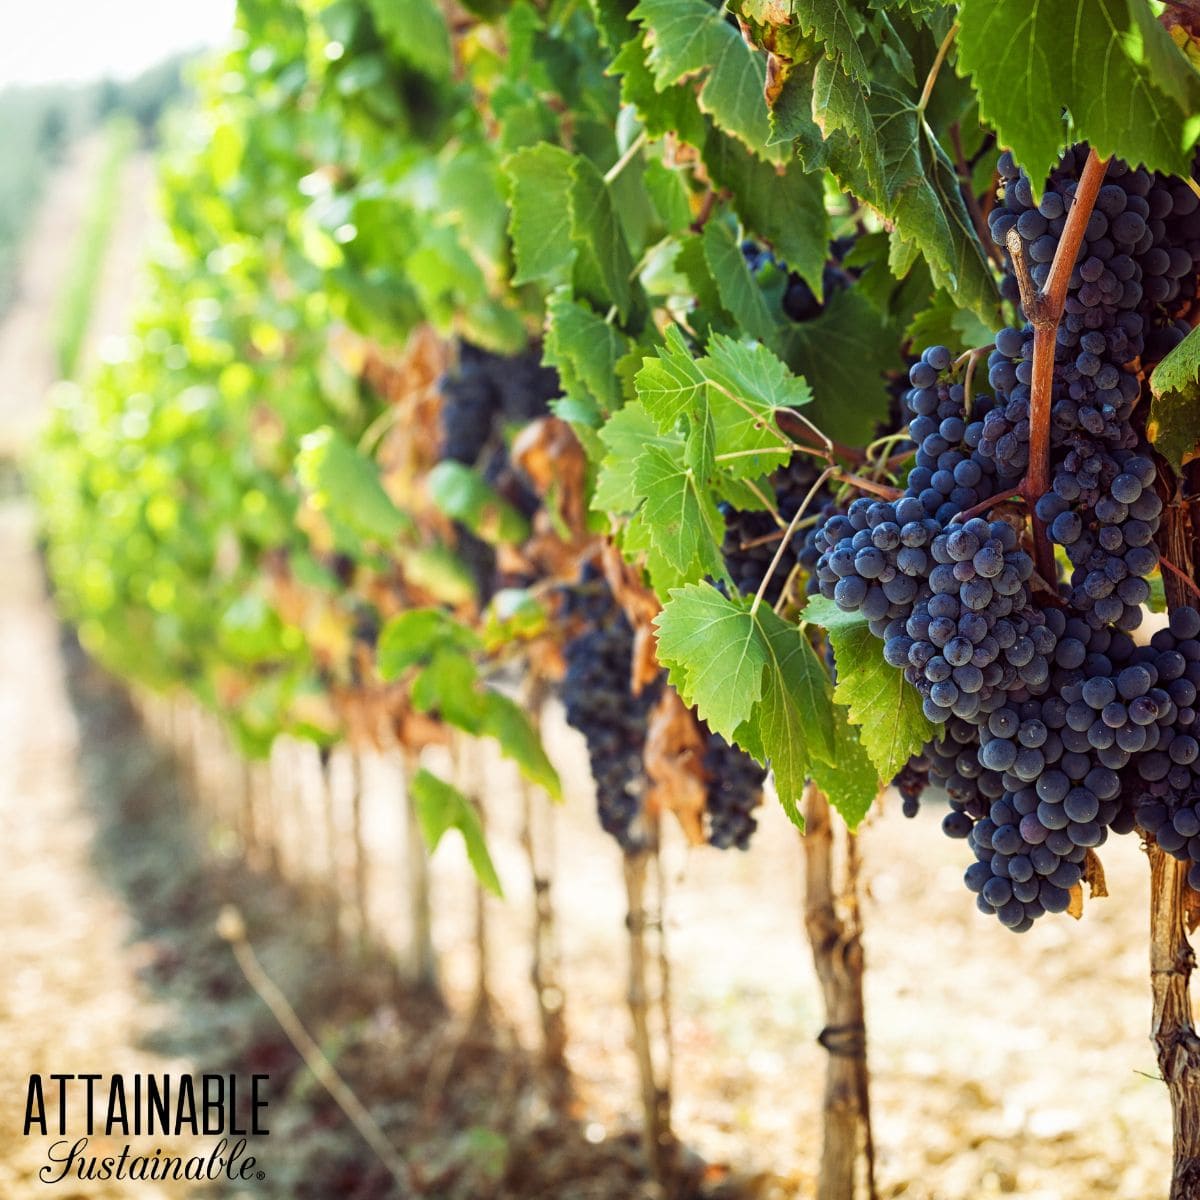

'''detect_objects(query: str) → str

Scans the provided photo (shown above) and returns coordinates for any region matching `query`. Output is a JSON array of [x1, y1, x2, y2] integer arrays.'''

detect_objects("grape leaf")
[[702, 126, 828, 299], [377, 609, 482, 679], [505, 144, 576, 285], [733, 605, 835, 816], [632, 0, 781, 159], [636, 324, 709, 429], [411, 769, 503, 896], [655, 584, 836, 812], [806, 706, 882, 831], [365, 0, 452, 78], [571, 155, 635, 319], [479, 690, 563, 799], [632, 442, 726, 575], [643, 158, 693, 232], [295, 427, 413, 545], [806, 61, 1000, 326], [791, 0, 869, 86], [781, 288, 900, 446], [702, 333, 808, 478], [957, 0, 1200, 186], [802, 594, 934, 781], [702, 220, 779, 346], [595, 401, 675, 513], [544, 289, 632, 417], [609, 36, 709, 146], [427, 461, 531, 545], [653, 583, 768, 733], [1149, 325, 1200, 471]]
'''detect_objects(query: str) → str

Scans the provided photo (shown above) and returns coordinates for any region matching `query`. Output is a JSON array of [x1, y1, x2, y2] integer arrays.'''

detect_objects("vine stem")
[[971, 149, 1109, 580], [1152, 482, 1200, 1199], [802, 784, 876, 1200], [604, 130, 648, 185], [216, 907, 412, 1192], [751, 466, 835, 615], [916, 21, 958, 115]]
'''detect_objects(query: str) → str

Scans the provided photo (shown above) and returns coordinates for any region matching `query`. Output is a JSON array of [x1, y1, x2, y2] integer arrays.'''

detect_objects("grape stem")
[[750, 466, 835, 615], [989, 149, 1110, 582], [1160, 554, 1200, 604], [916, 21, 958, 115]]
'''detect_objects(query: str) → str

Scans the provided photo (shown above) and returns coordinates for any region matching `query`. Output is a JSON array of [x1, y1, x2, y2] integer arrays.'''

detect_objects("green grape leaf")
[[655, 584, 836, 812], [733, 605, 835, 813], [365, 0, 452, 78], [544, 289, 632, 418], [643, 158, 694, 232], [610, 36, 709, 146], [791, 0, 869, 86], [802, 595, 934, 781], [482, 588, 548, 649], [377, 609, 481, 679], [782, 288, 900, 446], [479, 690, 562, 799], [703, 333, 808, 478], [410, 769, 503, 897], [505, 144, 576, 286], [632, 442, 726, 575], [632, 0, 780, 159], [654, 583, 768, 733], [427, 461, 531, 545], [806, 705, 882, 831], [295, 427, 413, 545], [702, 220, 779, 346], [808, 62, 1000, 327], [397, 546, 479, 607], [596, 402, 671, 514], [635, 324, 709, 429], [702, 126, 829, 300], [957, 0, 1200, 185], [905, 288, 998, 353], [1149, 325, 1200, 471], [571, 155, 635, 319]]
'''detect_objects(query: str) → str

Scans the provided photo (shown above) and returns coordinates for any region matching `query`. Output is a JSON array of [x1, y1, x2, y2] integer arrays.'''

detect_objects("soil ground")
[[0, 137, 1178, 1200]]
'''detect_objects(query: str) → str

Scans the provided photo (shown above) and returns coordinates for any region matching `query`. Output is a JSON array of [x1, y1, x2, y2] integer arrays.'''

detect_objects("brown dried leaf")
[[644, 690, 708, 846], [632, 626, 662, 694], [512, 417, 591, 539], [1067, 882, 1084, 921], [1083, 848, 1109, 898], [1185, 885, 1200, 935]]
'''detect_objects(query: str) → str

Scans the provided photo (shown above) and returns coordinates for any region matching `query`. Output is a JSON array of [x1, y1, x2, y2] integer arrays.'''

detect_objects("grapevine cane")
[[1152, 489, 1200, 1200], [802, 783, 876, 1200], [623, 843, 678, 1193]]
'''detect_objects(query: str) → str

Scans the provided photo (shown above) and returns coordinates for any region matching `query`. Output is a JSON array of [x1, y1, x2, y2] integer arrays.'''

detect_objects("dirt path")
[[0, 138, 203, 1197], [0, 506, 205, 1197]]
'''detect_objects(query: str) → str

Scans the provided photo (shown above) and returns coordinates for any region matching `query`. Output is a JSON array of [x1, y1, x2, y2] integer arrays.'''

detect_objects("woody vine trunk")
[[802, 783, 876, 1200], [1152, 474, 1200, 1199]]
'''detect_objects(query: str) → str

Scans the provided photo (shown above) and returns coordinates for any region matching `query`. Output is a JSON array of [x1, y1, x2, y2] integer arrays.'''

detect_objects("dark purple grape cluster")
[[1127, 609, 1200, 884], [1037, 450, 1160, 632], [439, 342, 560, 464], [818, 144, 1200, 929], [560, 564, 658, 851], [438, 343, 560, 602], [703, 729, 766, 850]]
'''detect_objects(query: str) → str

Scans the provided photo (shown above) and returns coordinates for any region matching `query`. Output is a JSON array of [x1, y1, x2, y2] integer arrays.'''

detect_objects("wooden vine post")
[[518, 684, 569, 1083], [401, 745, 438, 993], [1152, 479, 1200, 1199], [801, 783, 875, 1200], [622, 832, 677, 1194]]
